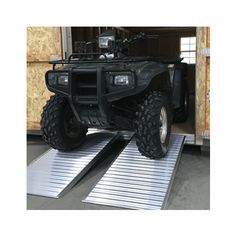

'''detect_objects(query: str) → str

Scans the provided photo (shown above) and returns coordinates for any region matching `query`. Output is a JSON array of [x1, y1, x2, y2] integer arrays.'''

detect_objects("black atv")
[[41, 30, 188, 158]]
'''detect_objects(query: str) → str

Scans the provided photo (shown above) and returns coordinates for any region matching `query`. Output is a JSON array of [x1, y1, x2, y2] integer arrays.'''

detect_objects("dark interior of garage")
[[71, 27, 196, 135]]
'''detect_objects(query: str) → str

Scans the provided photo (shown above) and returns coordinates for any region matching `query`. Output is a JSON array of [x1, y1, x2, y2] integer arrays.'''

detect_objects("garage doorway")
[[62, 27, 196, 137]]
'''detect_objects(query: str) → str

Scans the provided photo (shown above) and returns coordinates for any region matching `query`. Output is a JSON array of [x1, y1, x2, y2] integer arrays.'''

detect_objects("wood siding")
[[27, 27, 62, 62], [27, 27, 62, 130], [195, 27, 210, 144]]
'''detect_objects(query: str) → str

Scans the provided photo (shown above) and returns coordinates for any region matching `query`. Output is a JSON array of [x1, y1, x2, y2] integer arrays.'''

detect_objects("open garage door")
[[65, 27, 196, 142]]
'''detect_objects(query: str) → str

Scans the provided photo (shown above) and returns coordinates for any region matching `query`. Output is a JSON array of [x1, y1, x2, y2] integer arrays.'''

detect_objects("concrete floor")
[[27, 135, 210, 210]]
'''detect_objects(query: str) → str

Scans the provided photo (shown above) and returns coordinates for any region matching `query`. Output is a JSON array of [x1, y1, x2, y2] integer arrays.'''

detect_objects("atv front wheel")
[[135, 91, 172, 159], [41, 95, 88, 151]]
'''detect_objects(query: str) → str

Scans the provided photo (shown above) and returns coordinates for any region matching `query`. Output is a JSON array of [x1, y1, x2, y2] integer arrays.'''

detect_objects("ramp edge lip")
[[161, 135, 185, 209]]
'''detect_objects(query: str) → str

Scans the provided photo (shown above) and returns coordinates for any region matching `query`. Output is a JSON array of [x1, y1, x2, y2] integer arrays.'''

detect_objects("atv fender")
[[107, 61, 171, 101]]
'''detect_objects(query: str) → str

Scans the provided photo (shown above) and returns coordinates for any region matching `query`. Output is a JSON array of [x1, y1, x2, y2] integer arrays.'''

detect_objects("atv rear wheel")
[[41, 95, 88, 151], [174, 80, 189, 123], [135, 91, 172, 159]]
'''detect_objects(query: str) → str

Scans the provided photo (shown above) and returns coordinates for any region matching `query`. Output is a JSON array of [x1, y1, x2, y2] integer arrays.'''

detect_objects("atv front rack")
[[50, 53, 183, 69], [68, 53, 108, 61]]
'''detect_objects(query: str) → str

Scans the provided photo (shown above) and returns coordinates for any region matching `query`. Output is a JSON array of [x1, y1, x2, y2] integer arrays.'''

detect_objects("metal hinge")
[[206, 90, 210, 101], [201, 48, 210, 57], [201, 130, 210, 138]]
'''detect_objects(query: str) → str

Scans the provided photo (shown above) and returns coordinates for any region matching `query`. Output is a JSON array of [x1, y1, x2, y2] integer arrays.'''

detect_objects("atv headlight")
[[47, 73, 57, 86], [47, 72, 69, 86], [114, 75, 130, 86], [99, 35, 115, 48], [57, 74, 69, 86]]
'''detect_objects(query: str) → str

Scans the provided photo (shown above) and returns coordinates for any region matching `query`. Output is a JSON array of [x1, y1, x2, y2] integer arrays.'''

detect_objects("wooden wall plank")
[[205, 57, 210, 131], [27, 27, 62, 62], [195, 27, 210, 144], [27, 27, 62, 130], [205, 28, 210, 132], [27, 63, 53, 130]]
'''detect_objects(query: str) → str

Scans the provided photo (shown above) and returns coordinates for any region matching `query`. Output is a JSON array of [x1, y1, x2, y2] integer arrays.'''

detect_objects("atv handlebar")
[[73, 31, 160, 57], [105, 32, 159, 56], [127, 32, 159, 43]]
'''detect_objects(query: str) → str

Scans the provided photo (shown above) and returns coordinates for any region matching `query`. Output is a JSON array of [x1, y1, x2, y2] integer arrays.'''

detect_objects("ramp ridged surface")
[[27, 133, 117, 198], [83, 134, 185, 210]]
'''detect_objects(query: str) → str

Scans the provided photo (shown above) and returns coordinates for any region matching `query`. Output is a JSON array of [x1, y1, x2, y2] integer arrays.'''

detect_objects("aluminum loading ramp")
[[83, 134, 185, 210], [27, 132, 119, 198]]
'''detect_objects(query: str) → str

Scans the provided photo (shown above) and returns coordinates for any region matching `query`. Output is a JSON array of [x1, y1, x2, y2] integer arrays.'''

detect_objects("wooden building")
[[27, 26, 210, 145]]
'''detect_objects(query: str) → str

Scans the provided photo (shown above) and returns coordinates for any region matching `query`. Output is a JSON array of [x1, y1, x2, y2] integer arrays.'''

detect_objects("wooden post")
[[195, 27, 210, 144]]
